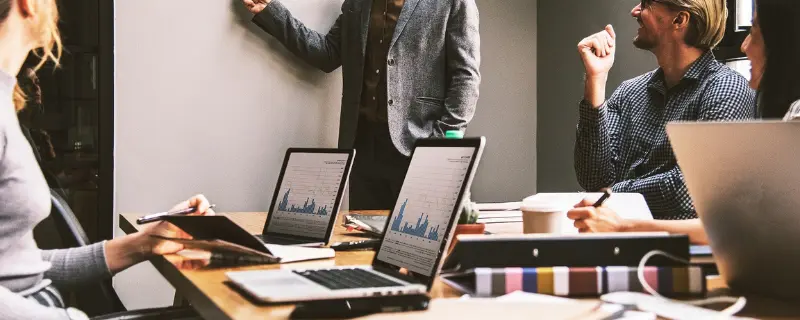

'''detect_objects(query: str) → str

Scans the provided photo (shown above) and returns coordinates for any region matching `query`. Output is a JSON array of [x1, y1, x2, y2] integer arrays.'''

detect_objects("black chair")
[[48, 190, 199, 320]]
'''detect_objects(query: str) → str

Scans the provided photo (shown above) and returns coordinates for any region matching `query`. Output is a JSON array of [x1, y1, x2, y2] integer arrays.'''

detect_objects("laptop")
[[667, 121, 800, 301], [255, 148, 355, 247], [226, 137, 486, 302]]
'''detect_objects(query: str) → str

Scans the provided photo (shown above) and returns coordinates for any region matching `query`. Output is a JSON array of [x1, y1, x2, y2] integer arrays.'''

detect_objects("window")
[[735, 0, 754, 30]]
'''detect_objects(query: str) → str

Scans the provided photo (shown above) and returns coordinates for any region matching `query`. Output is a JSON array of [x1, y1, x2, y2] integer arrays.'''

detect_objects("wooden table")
[[119, 212, 797, 319], [120, 212, 473, 319]]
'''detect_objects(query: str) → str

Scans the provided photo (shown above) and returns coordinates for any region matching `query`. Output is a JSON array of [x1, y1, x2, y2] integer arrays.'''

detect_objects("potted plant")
[[449, 200, 485, 253]]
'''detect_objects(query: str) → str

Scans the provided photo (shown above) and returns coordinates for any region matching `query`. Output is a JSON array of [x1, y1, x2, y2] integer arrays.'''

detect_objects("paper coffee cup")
[[520, 194, 572, 234]]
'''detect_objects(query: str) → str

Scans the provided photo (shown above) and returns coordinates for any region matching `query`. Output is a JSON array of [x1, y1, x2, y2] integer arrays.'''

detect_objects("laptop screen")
[[265, 150, 353, 240], [375, 145, 478, 276]]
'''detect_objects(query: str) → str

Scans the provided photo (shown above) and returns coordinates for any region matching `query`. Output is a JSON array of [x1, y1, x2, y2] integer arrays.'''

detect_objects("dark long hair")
[[757, 0, 800, 118]]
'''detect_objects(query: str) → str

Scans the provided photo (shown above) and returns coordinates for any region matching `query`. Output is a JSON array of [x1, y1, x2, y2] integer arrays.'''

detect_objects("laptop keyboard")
[[293, 268, 404, 290]]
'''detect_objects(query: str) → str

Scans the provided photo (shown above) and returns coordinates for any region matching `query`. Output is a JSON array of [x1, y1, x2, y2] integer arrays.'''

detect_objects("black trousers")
[[349, 117, 411, 210]]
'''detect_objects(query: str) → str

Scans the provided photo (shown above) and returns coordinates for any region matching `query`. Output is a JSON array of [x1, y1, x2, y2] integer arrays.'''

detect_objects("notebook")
[[159, 215, 334, 264]]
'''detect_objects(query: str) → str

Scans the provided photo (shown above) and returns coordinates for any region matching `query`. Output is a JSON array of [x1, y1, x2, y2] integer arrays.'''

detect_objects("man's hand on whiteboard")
[[242, 0, 270, 14]]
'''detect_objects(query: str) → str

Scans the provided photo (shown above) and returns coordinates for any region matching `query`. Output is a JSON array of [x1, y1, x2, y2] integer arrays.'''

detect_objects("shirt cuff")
[[578, 99, 607, 124], [611, 179, 632, 192], [97, 241, 112, 277], [252, 0, 285, 29]]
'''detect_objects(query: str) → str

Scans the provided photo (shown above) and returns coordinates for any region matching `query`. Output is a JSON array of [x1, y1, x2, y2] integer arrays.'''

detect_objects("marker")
[[592, 189, 612, 207], [136, 204, 216, 225]]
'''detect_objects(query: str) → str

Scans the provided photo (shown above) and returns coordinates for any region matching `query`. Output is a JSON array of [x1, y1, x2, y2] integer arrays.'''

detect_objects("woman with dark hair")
[[567, 0, 800, 245], [743, 0, 800, 119], [0, 0, 214, 318]]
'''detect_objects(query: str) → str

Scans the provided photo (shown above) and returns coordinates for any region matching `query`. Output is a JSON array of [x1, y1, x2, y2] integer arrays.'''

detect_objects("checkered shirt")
[[574, 51, 757, 220]]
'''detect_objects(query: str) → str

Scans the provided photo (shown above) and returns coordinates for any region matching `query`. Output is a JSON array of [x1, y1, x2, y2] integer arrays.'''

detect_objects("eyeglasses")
[[640, 0, 662, 9], [641, 0, 685, 10]]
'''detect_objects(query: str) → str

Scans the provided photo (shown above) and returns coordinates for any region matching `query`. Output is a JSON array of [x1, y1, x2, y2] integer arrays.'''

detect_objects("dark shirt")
[[359, 0, 405, 122], [574, 51, 756, 220]]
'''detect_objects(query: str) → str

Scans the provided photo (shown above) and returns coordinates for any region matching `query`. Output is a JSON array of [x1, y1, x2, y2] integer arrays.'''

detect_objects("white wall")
[[113, 0, 537, 309], [113, 0, 343, 309]]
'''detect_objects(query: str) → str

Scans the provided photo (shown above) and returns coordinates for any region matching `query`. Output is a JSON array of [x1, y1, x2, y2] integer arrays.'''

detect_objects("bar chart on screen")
[[390, 199, 442, 241], [267, 152, 349, 238], [377, 146, 475, 275]]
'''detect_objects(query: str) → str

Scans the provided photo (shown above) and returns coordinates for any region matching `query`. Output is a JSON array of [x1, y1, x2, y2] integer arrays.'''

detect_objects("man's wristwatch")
[[66, 307, 89, 320]]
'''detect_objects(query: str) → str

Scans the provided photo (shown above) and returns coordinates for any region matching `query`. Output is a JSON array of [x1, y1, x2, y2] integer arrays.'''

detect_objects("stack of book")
[[474, 202, 523, 235]]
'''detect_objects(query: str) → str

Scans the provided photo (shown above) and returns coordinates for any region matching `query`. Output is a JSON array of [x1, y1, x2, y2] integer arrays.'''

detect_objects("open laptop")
[[226, 137, 486, 302], [667, 121, 800, 301], [254, 148, 355, 247]]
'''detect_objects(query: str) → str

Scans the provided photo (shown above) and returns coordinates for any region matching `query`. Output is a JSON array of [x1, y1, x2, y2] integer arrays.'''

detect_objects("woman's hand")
[[105, 194, 215, 274], [139, 194, 216, 256]]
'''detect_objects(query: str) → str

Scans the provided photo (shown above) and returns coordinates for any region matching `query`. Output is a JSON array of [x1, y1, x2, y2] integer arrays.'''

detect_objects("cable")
[[637, 250, 747, 316]]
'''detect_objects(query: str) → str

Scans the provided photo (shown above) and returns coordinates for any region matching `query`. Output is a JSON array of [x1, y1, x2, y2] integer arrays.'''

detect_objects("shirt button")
[[388, 59, 395, 66], [380, 39, 383, 44], [372, 96, 376, 101], [388, 99, 394, 106], [375, 69, 380, 74]]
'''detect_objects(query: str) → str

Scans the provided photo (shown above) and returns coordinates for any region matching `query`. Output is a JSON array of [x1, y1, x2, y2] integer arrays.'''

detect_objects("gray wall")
[[469, 0, 537, 202], [537, 0, 655, 192], [112, 0, 537, 309]]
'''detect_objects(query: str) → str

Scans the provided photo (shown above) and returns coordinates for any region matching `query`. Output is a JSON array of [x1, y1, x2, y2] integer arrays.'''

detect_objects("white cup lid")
[[521, 193, 579, 212]]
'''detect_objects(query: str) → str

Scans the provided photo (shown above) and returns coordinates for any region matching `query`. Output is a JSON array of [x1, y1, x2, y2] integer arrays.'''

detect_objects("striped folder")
[[472, 266, 705, 297]]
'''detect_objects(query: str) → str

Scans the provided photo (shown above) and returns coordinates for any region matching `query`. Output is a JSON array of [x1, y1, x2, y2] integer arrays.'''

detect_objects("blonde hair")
[[662, 0, 728, 49], [5, 0, 63, 111]]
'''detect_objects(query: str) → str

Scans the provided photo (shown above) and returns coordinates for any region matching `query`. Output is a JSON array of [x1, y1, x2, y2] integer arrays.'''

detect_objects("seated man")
[[574, 0, 755, 220], [570, 0, 800, 244]]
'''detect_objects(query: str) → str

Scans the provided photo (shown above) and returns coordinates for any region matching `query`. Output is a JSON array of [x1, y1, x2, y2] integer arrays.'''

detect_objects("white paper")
[[497, 291, 576, 304], [498, 292, 629, 318], [474, 202, 522, 211], [263, 244, 335, 263], [478, 218, 523, 224], [477, 211, 522, 219]]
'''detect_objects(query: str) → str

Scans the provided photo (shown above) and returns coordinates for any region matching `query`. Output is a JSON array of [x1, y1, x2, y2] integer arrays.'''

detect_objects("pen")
[[136, 204, 216, 225], [592, 189, 612, 207]]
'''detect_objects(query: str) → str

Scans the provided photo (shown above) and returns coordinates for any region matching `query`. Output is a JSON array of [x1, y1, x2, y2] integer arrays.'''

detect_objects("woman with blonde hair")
[[0, 1, 213, 318]]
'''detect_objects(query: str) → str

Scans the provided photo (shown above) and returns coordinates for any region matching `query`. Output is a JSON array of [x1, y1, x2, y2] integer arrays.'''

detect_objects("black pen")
[[136, 204, 216, 225], [592, 189, 612, 207]]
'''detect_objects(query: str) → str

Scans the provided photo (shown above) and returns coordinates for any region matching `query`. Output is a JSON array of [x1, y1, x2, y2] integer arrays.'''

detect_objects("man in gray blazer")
[[242, 0, 481, 210]]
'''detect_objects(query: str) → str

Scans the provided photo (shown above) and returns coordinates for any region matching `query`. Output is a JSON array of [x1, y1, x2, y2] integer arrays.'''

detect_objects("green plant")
[[458, 201, 480, 224]]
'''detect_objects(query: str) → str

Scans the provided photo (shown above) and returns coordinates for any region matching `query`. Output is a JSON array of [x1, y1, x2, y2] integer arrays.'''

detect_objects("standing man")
[[573, 0, 755, 221], [241, 0, 481, 210]]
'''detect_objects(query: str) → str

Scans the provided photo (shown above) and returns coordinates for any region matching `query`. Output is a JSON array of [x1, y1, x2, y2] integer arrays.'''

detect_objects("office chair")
[[49, 190, 199, 320]]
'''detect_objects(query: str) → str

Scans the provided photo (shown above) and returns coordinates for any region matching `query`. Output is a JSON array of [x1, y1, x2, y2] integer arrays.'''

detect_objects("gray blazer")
[[253, 0, 481, 155]]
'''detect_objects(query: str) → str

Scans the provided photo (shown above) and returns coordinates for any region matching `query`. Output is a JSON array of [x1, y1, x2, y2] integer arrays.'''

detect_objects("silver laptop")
[[668, 121, 800, 301], [226, 137, 486, 303], [255, 148, 355, 247]]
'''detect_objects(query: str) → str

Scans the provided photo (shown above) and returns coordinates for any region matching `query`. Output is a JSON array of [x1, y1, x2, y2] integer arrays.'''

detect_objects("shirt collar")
[[683, 50, 716, 80], [648, 50, 716, 92]]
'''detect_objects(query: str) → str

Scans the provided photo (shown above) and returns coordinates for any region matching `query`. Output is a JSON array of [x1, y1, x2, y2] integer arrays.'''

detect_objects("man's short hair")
[[661, 0, 728, 49]]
